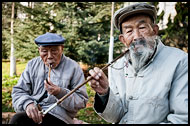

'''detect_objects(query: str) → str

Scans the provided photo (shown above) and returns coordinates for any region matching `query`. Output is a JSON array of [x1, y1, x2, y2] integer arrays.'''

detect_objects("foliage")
[[77, 40, 109, 66], [2, 2, 188, 65], [2, 2, 124, 65], [162, 2, 188, 52], [151, 2, 188, 52], [2, 75, 20, 112]]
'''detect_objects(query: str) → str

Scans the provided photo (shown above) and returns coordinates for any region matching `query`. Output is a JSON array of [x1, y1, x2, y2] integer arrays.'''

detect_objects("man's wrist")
[[97, 87, 109, 96], [24, 100, 34, 111]]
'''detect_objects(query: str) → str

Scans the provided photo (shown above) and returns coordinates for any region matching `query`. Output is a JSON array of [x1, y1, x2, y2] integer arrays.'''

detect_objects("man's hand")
[[44, 78, 61, 96], [26, 103, 43, 124], [88, 67, 109, 95]]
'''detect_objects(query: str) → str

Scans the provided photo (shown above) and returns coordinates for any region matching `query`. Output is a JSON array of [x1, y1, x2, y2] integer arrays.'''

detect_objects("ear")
[[119, 34, 128, 47], [38, 46, 41, 52], [61, 45, 64, 51], [153, 24, 159, 35]]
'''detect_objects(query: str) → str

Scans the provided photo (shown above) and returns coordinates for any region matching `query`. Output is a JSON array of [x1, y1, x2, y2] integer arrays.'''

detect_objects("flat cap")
[[114, 3, 157, 30], [35, 32, 65, 46]]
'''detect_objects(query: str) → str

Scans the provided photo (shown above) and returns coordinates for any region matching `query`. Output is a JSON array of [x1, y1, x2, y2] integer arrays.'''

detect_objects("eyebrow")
[[137, 20, 146, 25], [123, 20, 147, 29], [123, 25, 132, 29]]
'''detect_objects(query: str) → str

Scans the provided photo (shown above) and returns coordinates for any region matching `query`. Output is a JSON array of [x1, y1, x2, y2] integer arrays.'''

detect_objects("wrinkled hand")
[[88, 67, 109, 95], [44, 77, 61, 96], [26, 103, 43, 124]]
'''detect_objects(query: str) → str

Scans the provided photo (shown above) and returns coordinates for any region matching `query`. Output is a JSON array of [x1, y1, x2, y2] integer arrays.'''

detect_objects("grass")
[[2, 61, 109, 124]]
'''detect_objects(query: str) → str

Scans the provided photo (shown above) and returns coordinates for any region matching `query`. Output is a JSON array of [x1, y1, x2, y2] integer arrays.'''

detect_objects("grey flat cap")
[[35, 32, 65, 46], [114, 3, 157, 30]]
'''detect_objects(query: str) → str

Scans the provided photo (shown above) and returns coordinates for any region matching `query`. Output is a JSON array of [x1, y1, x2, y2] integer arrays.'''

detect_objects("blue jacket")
[[12, 54, 88, 124]]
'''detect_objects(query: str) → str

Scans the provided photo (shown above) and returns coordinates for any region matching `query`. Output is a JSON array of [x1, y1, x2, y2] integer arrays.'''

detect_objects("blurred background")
[[2, 2, 188, 124]]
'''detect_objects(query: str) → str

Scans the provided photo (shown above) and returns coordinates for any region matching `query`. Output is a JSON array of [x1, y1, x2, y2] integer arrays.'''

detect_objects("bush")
[[2, 75, 19, 112]]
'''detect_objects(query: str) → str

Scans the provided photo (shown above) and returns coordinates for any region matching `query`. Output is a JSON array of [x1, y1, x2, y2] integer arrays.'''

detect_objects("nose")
[[133, 29, 142, 41], [47, 50, 53, 59]]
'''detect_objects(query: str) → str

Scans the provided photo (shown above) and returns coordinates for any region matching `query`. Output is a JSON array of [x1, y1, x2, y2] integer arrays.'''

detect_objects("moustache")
[[129, 38, 147, 50]]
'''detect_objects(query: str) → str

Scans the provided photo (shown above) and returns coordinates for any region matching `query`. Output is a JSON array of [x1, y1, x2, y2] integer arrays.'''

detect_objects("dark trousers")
[[9, 111, 67, 125]]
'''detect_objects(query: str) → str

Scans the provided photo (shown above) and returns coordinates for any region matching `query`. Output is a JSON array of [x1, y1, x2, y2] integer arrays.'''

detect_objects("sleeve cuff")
[[55, 88, 68, 99], [94, 88, 110, 113], [23, 100, 34, 111], [97, 88, 110, 104]]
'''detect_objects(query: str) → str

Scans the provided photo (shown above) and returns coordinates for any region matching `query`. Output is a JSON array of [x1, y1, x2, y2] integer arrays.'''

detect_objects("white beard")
[[129, 36, 157, 72]]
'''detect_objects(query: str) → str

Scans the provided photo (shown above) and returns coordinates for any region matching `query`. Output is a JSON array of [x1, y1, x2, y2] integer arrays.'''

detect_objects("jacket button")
[[129, 96, 133, 100], [134, 73, 137, 76]]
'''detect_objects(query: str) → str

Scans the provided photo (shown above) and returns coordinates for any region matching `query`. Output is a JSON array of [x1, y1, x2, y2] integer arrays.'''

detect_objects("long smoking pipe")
[[41, 49, 129, 115]]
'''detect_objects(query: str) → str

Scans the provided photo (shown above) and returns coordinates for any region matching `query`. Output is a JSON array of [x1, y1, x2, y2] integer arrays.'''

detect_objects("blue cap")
[[35, 32, 65, 46]]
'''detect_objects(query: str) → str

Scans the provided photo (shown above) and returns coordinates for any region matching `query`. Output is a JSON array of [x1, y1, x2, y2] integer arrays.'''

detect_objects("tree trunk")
[[108, 2, 114, 82], [10, 2, 16, 77]]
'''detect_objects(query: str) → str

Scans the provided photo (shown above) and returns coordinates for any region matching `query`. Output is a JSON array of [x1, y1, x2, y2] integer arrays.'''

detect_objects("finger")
[[91, 83, 97, 88], [34, 107, 40, 123], [89, 69, 96, 78], [34, 109, 41, 124], [38, 111, 43, 124], [88, 80, 91, 87], [96, 81, 100, 87], [46, 78, 51, 85], [44, 83, 49, 90], [94, 67, 101, 77], [45, 82, 53, 89], [87, 76, 91, 80], [26, 110, 32, 118], [99, 69, 108, 81], [44, 80, 49, 86], [45, 85, 52, 93], [47, 78, 55, 86], [88, 80, 95, 88], [89, 69, 99, 80], [31, 107, 38, 123], [90, 80, 99, 88]]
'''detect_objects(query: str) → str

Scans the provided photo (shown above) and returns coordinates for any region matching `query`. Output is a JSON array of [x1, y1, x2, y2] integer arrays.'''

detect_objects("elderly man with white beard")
[[87, 3, 188, 124]]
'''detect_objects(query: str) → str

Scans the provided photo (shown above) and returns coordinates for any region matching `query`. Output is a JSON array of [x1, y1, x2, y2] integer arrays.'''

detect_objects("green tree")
[[2, 2, 124, 65], [3, 2, 187, 65], [2, 2, 13, 59], [163, 2, 188, 52], [151, 2, 188, 52]]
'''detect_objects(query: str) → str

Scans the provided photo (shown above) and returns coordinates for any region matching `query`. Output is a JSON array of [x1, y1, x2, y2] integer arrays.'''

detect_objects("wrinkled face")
[[39, 45, 64, 69], [119, 15, 158, 48], [119, 15, 159, 72]]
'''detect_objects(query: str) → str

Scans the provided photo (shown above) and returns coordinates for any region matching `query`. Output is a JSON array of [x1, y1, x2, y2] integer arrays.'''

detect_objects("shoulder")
[[27, 56, 42, 68], [163, 46, 188, 65], [63, 55, 82, 70], [154, 44, 188, 73]]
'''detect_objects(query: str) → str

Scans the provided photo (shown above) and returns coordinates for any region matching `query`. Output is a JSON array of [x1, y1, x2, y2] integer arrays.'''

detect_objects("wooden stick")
[[42, 49, 129, 115], [48, 64, 52, 79], [38, 64, 52, 112]]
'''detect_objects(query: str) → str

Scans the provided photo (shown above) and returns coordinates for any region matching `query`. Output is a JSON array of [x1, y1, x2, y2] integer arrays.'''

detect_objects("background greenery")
[[3, 2, 188, 63], [2, 2, 188, 124]]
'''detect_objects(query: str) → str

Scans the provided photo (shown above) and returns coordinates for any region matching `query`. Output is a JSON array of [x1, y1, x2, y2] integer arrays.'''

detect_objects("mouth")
[[134, 44, 144, 49], [47, 61, 54, 68], [133, 44, 144, 52], [49, 63, 53, 68]]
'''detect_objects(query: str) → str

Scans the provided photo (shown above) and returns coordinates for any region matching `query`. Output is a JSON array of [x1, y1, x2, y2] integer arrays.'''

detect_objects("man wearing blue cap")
[[88, 3, 188, 124], [10, 32, 88, 124]]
